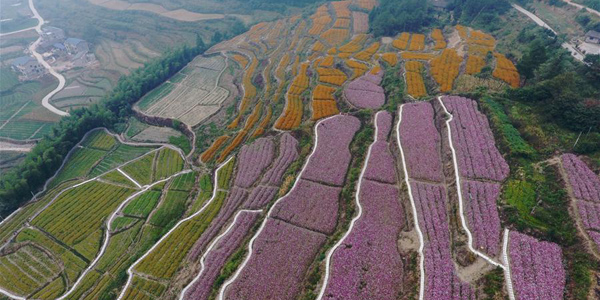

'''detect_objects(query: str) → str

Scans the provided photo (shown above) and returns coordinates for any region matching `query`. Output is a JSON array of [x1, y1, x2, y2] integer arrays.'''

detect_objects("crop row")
[[301, 115, 361, 186], [333, 18, 350, 29], [320, 55, 335, 67], [101, 170, 137, 188], [442, 96, 510, 181], [317, 67, 348, 86], [122, 151, 155, 185], [561, 154, 600, 203], [148, 190, 189, 229], [122, 276, 166, 300], [462, 180, 502, 255], [405, 65, 427, 98], [135, 191, 227, 279], [274, 63, 310, 130], [431, 29, 447, 49], [399, 102, 444, 182], [393, 32, 410, 50], [401, 52, 435, 60], [154, 148, 184, 180], [51, 147, 107, 187], [182, 211, 260, 300], [411, 181, 476, 300], [345, 59, 369, 79], [456, 25, 469, 39], [217, 158, 236, 190], [466, 55, 486, 75], [344, 71, 385, 109], [354, 42, 380, 61], [223, 218, 327, 299], [430, 49, 462, 92], [261, 133, 299, 185], [252, 106, 272, 138], [308, 5, 331, 36], [321, 28, 350, 46], [201, 136, 230, 163], [509, 231, 565, 300], [313, 40, 326, 52], [170, 172, 197, 191], [338, 34, 367, 54], [0, 245, 61, 296], [363, 114, 397, 184], [234, 138, 275, 188], [408, 33, 426, 51], [312, 100, 340, 120], [325, 180, 403, 299], [468, 30, 495, 48], [332, 0, 351, 18], [380, 52, 398, 66], [493, 53, 520, 88], [90, 144, 156, 177], [33, 181, 134, 247], [83, 130, 116, 151], [577, 200, 600, 232], [123, 190, 162, 218], [242, 185, 279, 210]]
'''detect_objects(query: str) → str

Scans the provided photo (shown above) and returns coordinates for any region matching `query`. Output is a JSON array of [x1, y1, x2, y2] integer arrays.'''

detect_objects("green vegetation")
[[369, 0, 431, 36], [123, 190, 162, 218], [50, 147, 107, 187], [380, 64, 404, 112], [0, 245, 60, 296], [149, 190, 189, 229], [153, 148, 184, 180], [170, 172, 196, 191], [217, 158, 235, 190], [90, 144, 156, 177], [111, 216, 140, 232], [122, 152, 156, 185], [169, 135, 192, 154], [101, 170, 137, 188], [136, 82, 175, 110], [82, 130, 117, 151], [188, 174, 213, 214]]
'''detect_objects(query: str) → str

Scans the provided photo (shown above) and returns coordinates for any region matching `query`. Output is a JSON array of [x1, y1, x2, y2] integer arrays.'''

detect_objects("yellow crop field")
[[431, 29, 446, 50], [401, 52, 435, 60], [338, 34, 367, 53], [408, 34, 425, 51], [392, 32, 410, 50], [493, 53, 520, 88], [430, 49, 463, 92], [231, 54, 248, 69], [275, 63, 310, 130], [332, 1, 351, 18], [354, 42, 380, 61], [405, 61, 423, 72], [466, 55, 486, 75], [381, 52, 398, 66], [456, 25, 469, 39], [405, 69, 427, 98], [313, 41, 326, 52], [311, 84, 339, 120], [201, 136, 230, 162], [333, 18, 351, 29], [317, 68, 348, 86], [321, 28, 350, 46], [320, 55, 335, 67], [345, 59, 369, 79]]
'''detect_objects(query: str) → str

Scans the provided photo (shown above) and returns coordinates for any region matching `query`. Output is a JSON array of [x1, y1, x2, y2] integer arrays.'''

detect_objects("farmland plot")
[[140, 55, 229, 126]]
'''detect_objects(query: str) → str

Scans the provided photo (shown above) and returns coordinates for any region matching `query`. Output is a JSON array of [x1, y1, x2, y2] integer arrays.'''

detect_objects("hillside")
[[1, 0, 600, 300]]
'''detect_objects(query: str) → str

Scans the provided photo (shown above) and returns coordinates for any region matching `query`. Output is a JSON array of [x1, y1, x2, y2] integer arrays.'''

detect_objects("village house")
[[39, 26, 66, 50], [11, 56, 45, 79], [585, 30, 600, 45], [64, 38, 89, 54]]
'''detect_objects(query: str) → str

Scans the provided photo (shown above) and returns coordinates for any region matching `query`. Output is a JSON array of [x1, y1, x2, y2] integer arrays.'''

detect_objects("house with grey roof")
[[65, 38, 89, 54], [11, 56, 45, 79], [585, 30, 600, 44]]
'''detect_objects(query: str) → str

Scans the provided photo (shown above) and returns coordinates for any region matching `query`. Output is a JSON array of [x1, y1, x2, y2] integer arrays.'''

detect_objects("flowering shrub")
[[261, 133, 299, 185], [376, 110, 392, 141], [344, 72, 385, 109], [271, 179, 342, 234], [442, 96, 509, 181], [223, 218, 326, 300], [234, 138, 275, 188], [324, 181, 404, 299], [561, 154, 600, 203], [462, 180, 502, 255], [182, 211, 260, 300], [412, 182, 475, 300], [363, 142, 397, 184], [320, 28, 350, 46], [301, 115, 361, 186], [509, 231, 565, 300], [399, 102, 444, 182]]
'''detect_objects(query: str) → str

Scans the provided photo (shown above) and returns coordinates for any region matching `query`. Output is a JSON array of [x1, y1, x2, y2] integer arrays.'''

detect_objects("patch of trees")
[[369, 0, 431, 36], [0, 35, 219, 217]]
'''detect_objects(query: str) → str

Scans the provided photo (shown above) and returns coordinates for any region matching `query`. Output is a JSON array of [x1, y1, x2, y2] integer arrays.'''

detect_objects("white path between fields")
[[561, 0, 600, 17], [502, 229, 516, 300], [56, 169, 191, 300], [0, 26, 36, 37], [117, 168, 142, 189], [217, 115, 338, 300], [437, 96, 505, 269], [395, 104, 426, 300], [315, 111, 381, 300], [0, 287, 25, 300], [512, 4, 585, 62], [117, 156, 234, 300], [178, 209, 263, 300], [28, 0, 69, 116]]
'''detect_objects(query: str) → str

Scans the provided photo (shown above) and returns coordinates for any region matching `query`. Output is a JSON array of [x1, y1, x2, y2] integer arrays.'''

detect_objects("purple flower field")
[[242, 185, 279, 209], [261, 133, 299, 186], [411, 181, 475, 300], [509, 231, 565, 300], [189, 187, 248, 260], [400, 102, 444, 182], [363, 141, 397, 184], [223, 218, 326, 300], [561, 153, 600, 203], [462, 180, 502, 256], [376, 110, 392, 141], [301, 115, 360, 186], [344, 73, 385, 109], [589, 231, 600, 249], [442, 96, 509, 182], [577, 200, 600, 231], [324, 180, 405, 300], [183, 211, 260, 300], [271, 179, 342, 234], [234, 138, 275, 188]]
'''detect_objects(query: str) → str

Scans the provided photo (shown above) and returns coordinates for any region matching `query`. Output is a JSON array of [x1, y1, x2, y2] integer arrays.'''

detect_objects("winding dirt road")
[[27, 0, 69, 116]]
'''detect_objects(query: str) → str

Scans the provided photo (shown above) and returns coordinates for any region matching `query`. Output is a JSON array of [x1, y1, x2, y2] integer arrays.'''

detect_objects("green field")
[[50, 147, 108, 187], [90, 144, 156, 176]]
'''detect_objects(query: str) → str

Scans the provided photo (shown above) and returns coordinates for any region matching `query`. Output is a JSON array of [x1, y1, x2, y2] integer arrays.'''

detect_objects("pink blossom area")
[[271, 179, 342, 234], [400, 102, 444, 182], [261, 133, 299, 186], [363, 70, 384, 85], [561, 153, 600, 203], [411, 181, 475, 300], [363, 141, 397, 184], [323, 180, 405, 300], [375, 110, 393, 141], [442, 96, 509, 182], [589, 231, 600, 250], [223, 218, 326, 300], [182, 211, 260, 300], [189, 187, 248, 260], [343, 72, 385, 109], [509, 231, 565, 300], [577, 200, 600, 231], [234, 137, 275, 188], [301, 115, 361, 186], [242, 185, 279, 210], [462, 180, 502, 256]]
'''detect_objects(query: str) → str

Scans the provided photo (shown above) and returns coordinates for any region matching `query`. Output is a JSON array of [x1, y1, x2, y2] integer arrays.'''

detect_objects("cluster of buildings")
[[11, 26, 96, 80]]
